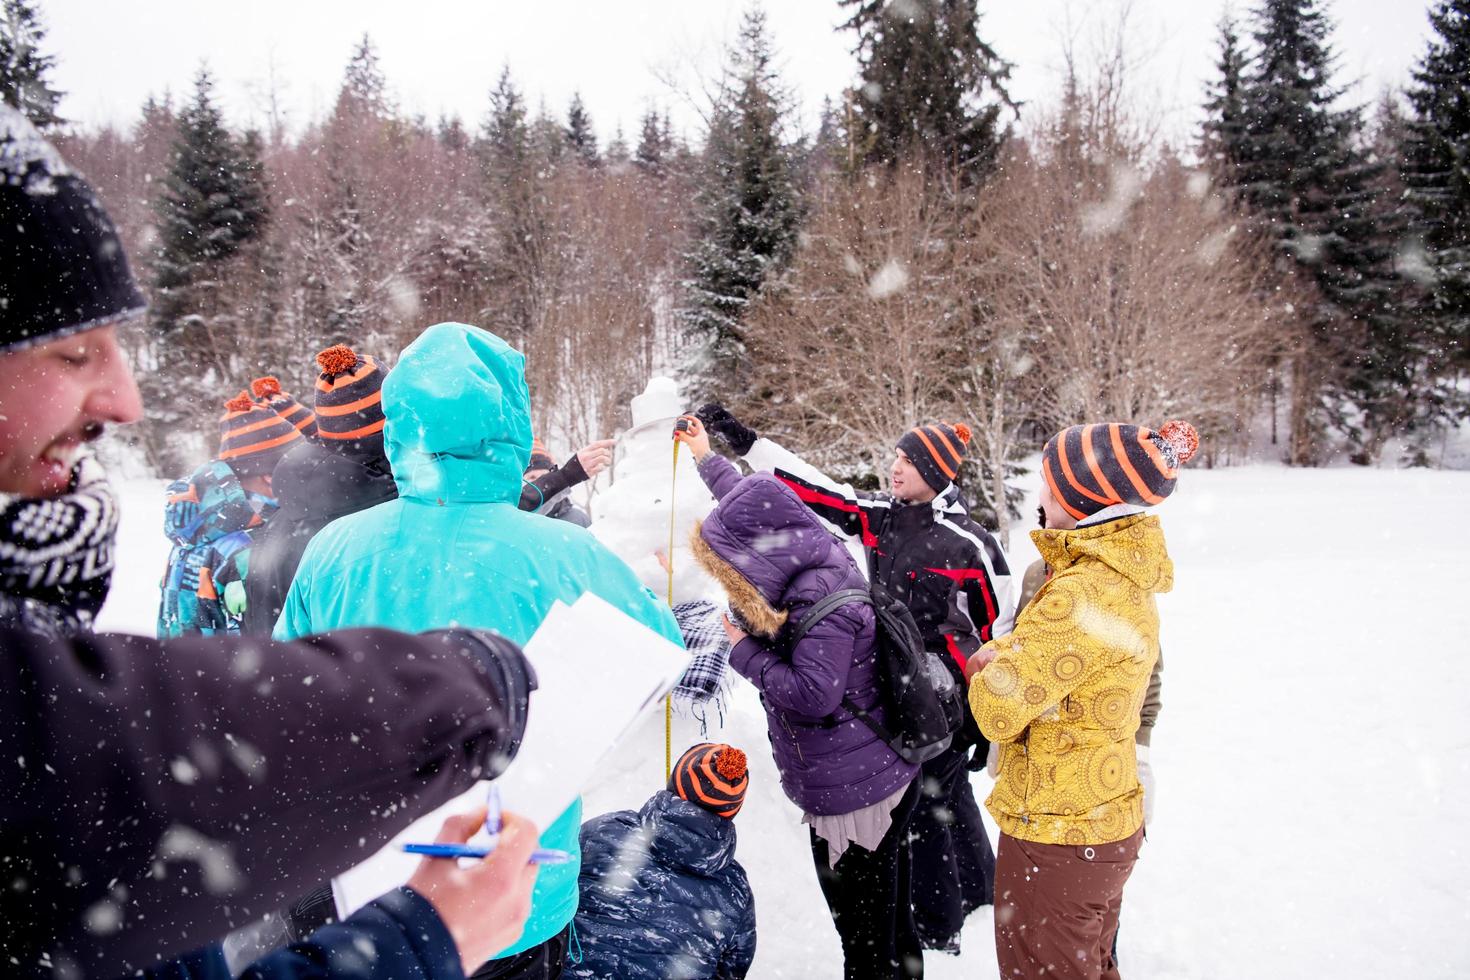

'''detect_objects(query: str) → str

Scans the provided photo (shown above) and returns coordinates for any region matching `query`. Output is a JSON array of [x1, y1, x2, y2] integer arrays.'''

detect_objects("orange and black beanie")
[[668, 742, 749, 819], [527, 438, 557, 474], [1041, 420, 1200, 520], [897, 421, 972, 493], [251, 376, 319, 439], [217, 391, 303, 478], [314, 344, 387, 449]]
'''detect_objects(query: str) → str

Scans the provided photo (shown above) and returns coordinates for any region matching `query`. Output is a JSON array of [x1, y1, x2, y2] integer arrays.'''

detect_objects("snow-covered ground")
[[98, 465, 1470, 978]]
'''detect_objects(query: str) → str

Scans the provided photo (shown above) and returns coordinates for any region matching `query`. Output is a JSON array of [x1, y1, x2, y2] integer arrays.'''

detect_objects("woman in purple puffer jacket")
[[678, 418, 922, 980]]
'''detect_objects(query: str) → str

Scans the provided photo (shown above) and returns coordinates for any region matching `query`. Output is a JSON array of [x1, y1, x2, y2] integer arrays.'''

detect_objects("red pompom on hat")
[[251, 376, 283, 399], [715, 747, 748, 782], [224, 391, 255, 414], [1158, 419, 1199, 467], [316, 344, 360, 378]]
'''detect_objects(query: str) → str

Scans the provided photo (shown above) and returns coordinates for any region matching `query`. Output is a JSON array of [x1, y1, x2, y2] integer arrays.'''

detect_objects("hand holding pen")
[[405, 804, 541, 972], [402, 785, 571, 865]]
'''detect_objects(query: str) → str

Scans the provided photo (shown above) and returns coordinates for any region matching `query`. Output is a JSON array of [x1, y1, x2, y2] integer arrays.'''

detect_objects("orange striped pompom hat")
[[314, 344, 387, 449], [250, 375, 319, 439], [897, 421, 972, 493], [217, 390, 303, 477], [1041, 420, 1200, 520], [668, 742, 749, 819]]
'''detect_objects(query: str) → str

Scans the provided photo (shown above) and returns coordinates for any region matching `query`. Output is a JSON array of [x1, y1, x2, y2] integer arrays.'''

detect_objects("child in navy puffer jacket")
[[569, 743, 756, 979]]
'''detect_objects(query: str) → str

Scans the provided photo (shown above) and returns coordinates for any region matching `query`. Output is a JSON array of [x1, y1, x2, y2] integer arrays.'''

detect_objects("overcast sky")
[[43, 0, 1435, 147]]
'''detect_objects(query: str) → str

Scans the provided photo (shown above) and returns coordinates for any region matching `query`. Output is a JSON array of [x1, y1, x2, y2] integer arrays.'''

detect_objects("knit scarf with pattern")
[[0, 457, 118, 637]]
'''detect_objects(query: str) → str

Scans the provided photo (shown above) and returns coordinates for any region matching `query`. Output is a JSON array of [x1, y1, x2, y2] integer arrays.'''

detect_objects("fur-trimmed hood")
[[690, 522, 788, 638], [689, 472, 842, 635]]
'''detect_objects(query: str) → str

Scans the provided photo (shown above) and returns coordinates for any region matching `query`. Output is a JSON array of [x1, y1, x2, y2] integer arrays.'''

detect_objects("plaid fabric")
[[672, 600, 730, 704]]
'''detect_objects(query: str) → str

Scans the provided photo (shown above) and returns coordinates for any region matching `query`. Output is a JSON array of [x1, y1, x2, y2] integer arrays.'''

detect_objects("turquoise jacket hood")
[[384, 322, 532, 503]]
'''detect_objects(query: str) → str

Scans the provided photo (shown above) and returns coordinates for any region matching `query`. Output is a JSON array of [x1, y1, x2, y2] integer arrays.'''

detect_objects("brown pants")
[[994, 828, 1143, 979]]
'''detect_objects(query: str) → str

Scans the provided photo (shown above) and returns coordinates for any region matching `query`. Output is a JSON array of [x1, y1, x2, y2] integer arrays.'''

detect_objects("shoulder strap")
[[788, 588, 894, 744], [789, 588, 872, 646]]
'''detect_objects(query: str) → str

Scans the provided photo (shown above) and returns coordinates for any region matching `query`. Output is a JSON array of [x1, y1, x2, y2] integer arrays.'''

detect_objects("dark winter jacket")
[[0, 625, 533, 976], [693, 453, 917, 815], [243, 440, 399, 635], [519, 455, 593, 527], [570, 791, 756, 980], [140, 888, 461, 980], [743, 439, 1014, 748]]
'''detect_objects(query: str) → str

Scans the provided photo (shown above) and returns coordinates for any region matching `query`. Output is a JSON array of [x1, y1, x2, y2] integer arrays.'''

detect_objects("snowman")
[[590, 376, 720, 606]]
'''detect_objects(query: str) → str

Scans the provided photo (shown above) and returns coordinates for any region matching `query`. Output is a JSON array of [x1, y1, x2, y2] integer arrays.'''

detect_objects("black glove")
[[696, 403, 758, 456], [426, 628, 538, 779]]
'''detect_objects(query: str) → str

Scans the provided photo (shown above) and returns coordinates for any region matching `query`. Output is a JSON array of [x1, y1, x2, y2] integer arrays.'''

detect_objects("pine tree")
[[605, 124, 629, 165], [565, 92, 599, 165], [1199, 14, 1251, 188], [531, 100, 568, 166], [1403, 0, 1470, 388], [634, 108, 667, 175], [334, 34, 391, 121], [149, 67, 269, 467], [0, 0, 61, 129], [478, 67, 549, 342], [839, 0, 1013, 177], [152, 68, 269, 332], [679, 9, 804, 400], [1224, 0, 1400, 463], [305, 35, 396, 339]]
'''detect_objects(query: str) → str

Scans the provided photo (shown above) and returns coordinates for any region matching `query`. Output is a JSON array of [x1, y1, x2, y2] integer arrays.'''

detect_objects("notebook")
[[333, 591, 689, 914]]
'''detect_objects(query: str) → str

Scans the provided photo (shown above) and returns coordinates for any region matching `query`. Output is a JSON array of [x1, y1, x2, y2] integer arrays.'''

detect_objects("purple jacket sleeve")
[[0, 627, 525, 974], [696, 453, 746, 501], [727, 608, 859, 718]]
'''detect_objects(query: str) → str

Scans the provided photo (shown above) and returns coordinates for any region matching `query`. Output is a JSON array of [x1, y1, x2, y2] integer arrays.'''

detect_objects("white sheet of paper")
[[333, 592, 689, 915]]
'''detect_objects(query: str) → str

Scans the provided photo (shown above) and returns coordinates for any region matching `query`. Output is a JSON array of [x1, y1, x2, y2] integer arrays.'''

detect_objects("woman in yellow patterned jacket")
[[965, 418, 1198, 980]]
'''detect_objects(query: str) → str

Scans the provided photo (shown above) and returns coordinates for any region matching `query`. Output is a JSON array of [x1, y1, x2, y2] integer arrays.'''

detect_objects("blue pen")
[[402, 842, 572, 865], [485, 784, 503, 837]]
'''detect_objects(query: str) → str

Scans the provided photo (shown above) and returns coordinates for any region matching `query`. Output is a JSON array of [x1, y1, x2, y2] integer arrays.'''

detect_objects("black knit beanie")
[[0, 106, 146, 353]]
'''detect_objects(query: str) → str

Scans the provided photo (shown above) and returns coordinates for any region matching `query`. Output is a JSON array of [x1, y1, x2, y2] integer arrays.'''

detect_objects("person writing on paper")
[[676, 418, 921, 980], [0, 106, 541, 980], [276, 321, 683, 980], [570, 742, 757, 980]]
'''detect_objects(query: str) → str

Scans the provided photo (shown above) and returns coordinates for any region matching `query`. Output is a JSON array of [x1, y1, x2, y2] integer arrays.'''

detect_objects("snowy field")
[[97, 464, 1470, 979]]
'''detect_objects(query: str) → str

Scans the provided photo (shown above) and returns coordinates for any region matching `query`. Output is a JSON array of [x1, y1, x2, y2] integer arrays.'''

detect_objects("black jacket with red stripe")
[[743, 439, 1014, 695]]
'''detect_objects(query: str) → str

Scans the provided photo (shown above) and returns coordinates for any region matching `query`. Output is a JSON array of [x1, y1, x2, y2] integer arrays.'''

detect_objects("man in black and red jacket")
[[696, 404, 1014, 956]]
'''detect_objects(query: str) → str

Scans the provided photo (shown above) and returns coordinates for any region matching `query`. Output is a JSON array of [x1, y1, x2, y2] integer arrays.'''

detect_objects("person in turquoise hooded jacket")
[[275, 322, 683, 979]]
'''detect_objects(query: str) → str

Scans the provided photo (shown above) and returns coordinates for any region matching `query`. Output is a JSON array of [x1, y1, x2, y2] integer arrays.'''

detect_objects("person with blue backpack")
[[677, 417, 921, 980], [276, 321, 683, 980]]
